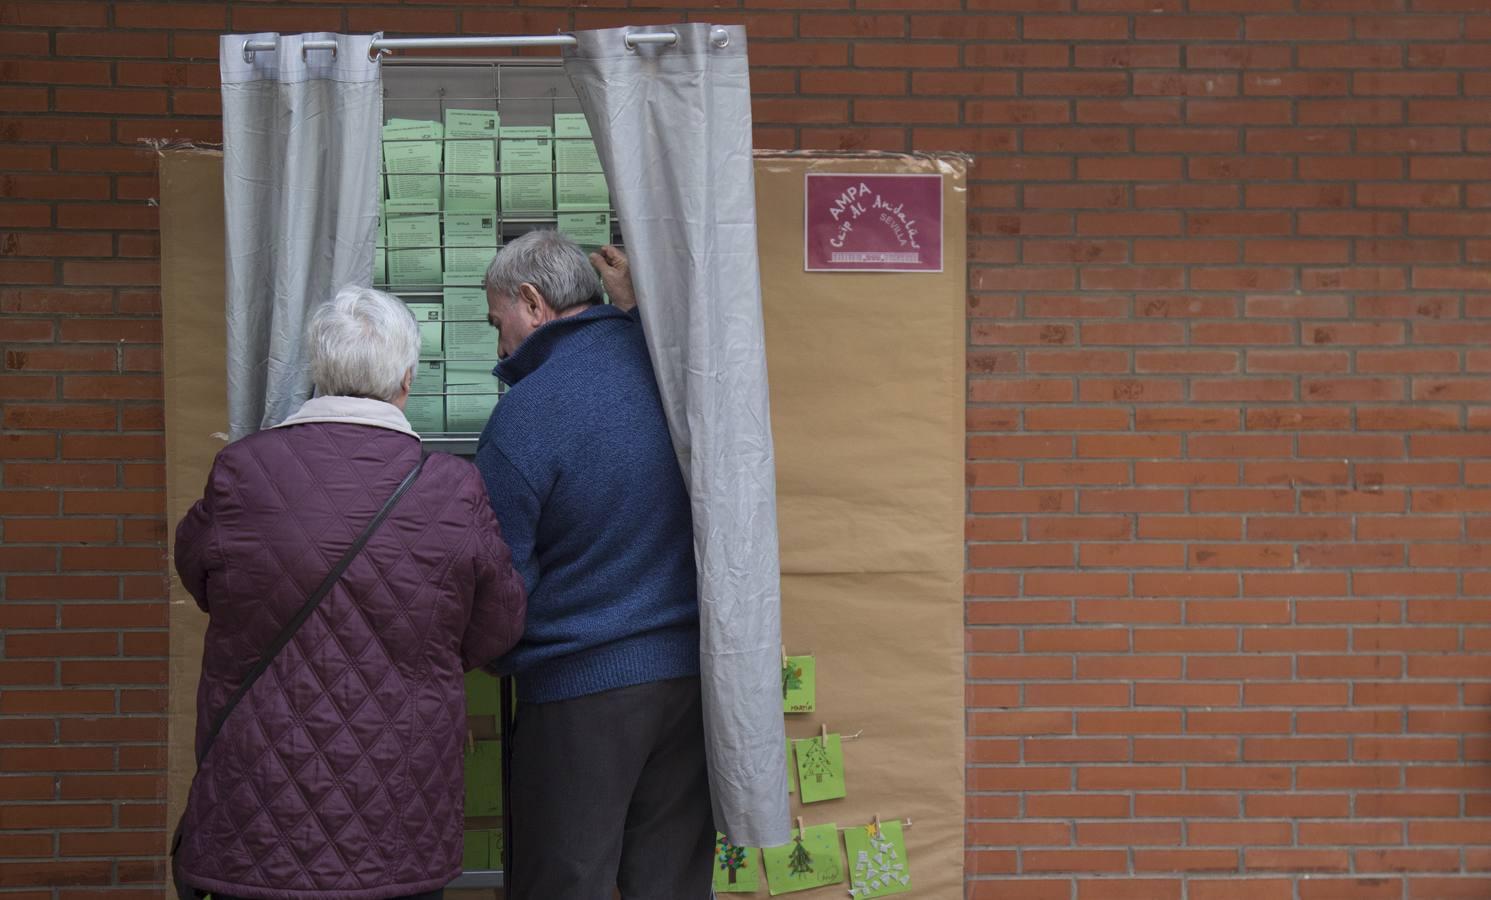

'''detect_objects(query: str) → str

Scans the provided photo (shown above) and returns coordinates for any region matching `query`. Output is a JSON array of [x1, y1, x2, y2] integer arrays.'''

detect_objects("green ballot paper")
[[713, 834, 761, 893], [444, 248, 492, 286], [384, 140, 442, 205], [387, 249, 441, 287], [464, 740, 501, 817], [844, 820, 911, 898], [445, 138, 497, 213], [444, 287, 489, 325], [501, 138, 553, 214], [386, 197, 439, 215], [386, 214, 439, 250], [556, 138, 608, 210], [465, 669, 501, 717], [373, 247, 386, 286], [444, 215, 498, 285], [763, 824, 844, 895], [384, 118, 442, 141], [445, 109, 498, 139], [405, 360, 445, 434], [405, 302, 443, 358], [462, 830, 490, 869], [500, 124, 553, 140], [446, 360, 500, 432], [554, 113, 591, 139], [557, 212, 610, 251], [793, 733, 846, 804], [445, 321, 494, 363]]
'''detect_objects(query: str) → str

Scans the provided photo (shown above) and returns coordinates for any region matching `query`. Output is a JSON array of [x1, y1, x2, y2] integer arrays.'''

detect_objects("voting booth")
[[164, 30, 967, 898]]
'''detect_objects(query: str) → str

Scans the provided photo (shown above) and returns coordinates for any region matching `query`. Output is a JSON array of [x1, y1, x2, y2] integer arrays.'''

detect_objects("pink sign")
[[804, 173, 944, 273]]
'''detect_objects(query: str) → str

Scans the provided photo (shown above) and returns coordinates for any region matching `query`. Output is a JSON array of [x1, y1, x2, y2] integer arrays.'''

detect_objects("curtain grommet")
[[711, 28, 730, 48], [241, 40, 256, 64]]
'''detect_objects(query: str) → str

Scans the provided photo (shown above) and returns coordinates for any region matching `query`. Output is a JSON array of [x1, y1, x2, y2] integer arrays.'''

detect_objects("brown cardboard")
[[160, 149, 228, 839], [757, 152, 968, 897], [158, 150, 967, 893]]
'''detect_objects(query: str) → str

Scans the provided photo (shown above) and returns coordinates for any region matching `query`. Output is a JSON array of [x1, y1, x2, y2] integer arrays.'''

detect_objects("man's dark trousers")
[[506, 676, 714, 900]]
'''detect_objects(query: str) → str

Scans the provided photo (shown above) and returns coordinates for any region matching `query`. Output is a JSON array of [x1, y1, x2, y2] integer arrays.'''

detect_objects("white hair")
[[306, 286, 420, 402], [483, 229, 602, 313]]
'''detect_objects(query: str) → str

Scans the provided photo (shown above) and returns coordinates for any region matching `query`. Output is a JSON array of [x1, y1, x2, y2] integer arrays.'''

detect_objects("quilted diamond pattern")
[[174, 422, 524, 898]]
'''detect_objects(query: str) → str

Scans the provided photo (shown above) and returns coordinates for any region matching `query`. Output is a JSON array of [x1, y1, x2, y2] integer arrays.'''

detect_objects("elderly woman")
[[171, 286, 525, 900]]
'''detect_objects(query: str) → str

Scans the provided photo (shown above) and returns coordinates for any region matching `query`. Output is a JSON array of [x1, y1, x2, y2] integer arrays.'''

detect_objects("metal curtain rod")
[[241, 28, 731, 61]]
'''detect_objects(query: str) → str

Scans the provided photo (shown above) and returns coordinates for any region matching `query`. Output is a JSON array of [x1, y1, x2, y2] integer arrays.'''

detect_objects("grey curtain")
[[219, 32, 383, 439], [564, 25, 790, 847]]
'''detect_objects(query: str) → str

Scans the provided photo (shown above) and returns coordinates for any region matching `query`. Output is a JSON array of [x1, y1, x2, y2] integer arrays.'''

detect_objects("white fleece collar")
[[273, 395, 420, 439]]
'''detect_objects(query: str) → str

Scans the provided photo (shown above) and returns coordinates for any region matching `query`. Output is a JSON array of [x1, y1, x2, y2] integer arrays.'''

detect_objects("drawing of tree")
[[716, 835, 747, 885], [801, 739, 835, 784], [788, 835, 813, 877], [782, 659, 803, 699]]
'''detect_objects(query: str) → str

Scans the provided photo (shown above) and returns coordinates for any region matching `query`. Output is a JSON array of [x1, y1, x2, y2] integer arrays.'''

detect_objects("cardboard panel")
[[160, 150, 229, 836], [756, 153, 967, 898]]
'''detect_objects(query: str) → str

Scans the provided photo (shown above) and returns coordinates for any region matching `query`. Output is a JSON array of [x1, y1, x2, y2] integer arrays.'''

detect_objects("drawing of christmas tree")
[[788, 835, 814, 877], [716, 835, 748, 885], [782, 659, 803, 699], [800, 738, 835, 784]]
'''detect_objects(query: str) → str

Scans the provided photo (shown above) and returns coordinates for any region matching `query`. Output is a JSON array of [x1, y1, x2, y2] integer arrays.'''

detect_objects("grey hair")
[[483, 229, 601, 313], [306, 285, 420, 403]]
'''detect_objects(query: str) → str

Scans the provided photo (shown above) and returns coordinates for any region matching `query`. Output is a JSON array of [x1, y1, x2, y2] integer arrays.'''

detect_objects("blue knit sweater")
[[474, 305, 700, 703]]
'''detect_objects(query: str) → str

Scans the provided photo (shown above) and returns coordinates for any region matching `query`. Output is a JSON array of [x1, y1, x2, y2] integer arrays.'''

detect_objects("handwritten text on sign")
[[805, 173, 944, 273]]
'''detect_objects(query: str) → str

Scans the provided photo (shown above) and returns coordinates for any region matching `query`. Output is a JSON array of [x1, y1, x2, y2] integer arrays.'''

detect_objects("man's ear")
[[401, 367, 415, 394], [518, 283, 546, 318]]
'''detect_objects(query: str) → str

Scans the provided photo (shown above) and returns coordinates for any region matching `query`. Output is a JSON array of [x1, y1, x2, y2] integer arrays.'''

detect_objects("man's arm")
[[589, 244, 637, 313]]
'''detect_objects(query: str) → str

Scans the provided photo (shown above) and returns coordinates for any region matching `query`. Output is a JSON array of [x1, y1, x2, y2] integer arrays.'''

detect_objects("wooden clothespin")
[[820, 723, 829, 746], [782, 644, 788, 667], [797, 816, 806, 840], [871, 813, 882, 837]]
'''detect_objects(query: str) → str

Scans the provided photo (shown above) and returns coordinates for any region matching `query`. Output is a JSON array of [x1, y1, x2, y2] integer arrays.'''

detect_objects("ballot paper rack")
[[378, 58, 621, 461]]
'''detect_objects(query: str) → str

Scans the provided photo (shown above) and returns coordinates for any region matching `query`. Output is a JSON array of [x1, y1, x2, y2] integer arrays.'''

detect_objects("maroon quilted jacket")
[[173, 414, 525, 900]]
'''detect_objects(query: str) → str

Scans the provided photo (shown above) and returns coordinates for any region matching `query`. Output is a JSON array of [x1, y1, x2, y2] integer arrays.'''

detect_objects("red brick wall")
[[4, 1, 1491, 898]]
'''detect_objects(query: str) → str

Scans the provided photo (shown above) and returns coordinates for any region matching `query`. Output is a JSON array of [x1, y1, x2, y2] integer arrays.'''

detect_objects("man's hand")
[[590, 244, 637, 312]]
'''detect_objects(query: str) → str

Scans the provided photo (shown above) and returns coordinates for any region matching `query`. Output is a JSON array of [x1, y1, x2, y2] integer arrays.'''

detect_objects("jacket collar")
[[494, 304, 631, 387], [273, 395, 420, 438]]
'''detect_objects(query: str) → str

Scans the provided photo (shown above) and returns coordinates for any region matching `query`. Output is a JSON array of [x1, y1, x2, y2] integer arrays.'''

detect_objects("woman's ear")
[[402, 367, 415, 394]]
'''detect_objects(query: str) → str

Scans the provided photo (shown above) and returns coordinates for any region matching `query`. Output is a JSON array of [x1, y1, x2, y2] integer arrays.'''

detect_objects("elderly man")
[[474, 231, 711, 899]]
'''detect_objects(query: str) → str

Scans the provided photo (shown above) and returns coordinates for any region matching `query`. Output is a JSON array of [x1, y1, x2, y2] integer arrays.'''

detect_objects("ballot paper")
[[386, 197, 439, 215], [445, 109, 498, 139], [444, 287, 489, 326], [374, 247, 386, 286], [501, 138, 553, 214], [405, 302, 444, 358], [444, 320, 494, 363], [556, 138, 608, 210], [500, 125, 553, 141], [444, 248, 493, 285], [386, 214, 439, 250], [383, 118, 442, 141], [557, 212, 611, 250], [553, 113, 591, 139], [405, 360, 446, 434], [445, 138, 497, 213], [443, 215, 498, 285], [387, 249, 441, 287], [384, 140, 442, 204], [446, 361, 501, 432], [445, 214, 497, 247]]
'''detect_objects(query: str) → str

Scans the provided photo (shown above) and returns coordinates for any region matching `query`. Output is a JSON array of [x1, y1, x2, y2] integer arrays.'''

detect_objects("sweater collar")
[[272, 395, 420, 438], [494, 304, 631, 387]]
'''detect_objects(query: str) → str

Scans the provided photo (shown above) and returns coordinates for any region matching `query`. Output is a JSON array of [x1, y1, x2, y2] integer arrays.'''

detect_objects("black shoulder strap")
[[195, 454, 428, 765]]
